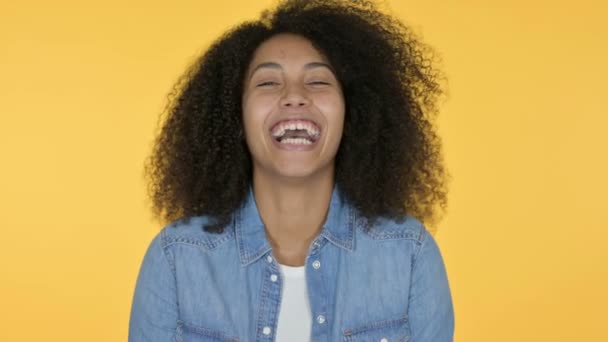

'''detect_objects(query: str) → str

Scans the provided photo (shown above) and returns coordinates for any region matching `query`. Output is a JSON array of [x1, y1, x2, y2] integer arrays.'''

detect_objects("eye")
[[256, 81, 280, 87], [308, 81, 330, 86]]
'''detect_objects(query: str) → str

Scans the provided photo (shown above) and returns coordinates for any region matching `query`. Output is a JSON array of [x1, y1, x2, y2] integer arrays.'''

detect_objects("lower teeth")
[[280, 137, 313, 145]]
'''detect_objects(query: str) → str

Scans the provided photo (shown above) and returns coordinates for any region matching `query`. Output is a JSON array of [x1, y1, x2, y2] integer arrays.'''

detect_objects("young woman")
[[129, 0, 454, 341]]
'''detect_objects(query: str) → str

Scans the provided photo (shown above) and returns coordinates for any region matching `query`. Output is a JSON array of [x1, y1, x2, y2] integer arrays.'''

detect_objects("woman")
[[129, 0, 454, 341]]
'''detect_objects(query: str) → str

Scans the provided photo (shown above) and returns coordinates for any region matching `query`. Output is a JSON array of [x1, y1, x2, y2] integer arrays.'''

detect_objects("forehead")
[[248, 33, 329, 67]]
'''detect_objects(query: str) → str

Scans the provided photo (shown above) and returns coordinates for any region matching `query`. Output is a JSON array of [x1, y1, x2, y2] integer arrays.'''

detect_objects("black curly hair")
[[144, 0, 450, 234]]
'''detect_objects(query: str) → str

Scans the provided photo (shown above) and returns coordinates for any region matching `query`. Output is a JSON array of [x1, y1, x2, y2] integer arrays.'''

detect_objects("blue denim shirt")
[[129, 186, 455, 341]]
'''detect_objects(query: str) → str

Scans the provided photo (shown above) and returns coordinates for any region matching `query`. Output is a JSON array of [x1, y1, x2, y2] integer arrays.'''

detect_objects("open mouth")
[[270, 119, 321, 145]]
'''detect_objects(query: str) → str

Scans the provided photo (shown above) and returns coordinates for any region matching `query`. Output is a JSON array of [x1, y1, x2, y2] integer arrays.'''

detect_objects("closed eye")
[[257, 81, 280, 87], [308, 81, 330, 85]]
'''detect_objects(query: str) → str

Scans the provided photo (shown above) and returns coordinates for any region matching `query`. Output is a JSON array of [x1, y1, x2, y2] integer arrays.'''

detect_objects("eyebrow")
[[247, 61, 336, 80]]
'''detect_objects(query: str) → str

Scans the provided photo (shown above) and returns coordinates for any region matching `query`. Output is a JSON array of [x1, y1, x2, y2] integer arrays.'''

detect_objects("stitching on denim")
[[160, 228, 177, 276], [159, 228, 181, 323], [373, 231, 419, 239], [163, 230, 234, 251], [234, 211, 267, 266], [411, 226, 428, 266], [174, 320, 184, 342], [322, 231, 351, 251], [343, 315, 409, 336], [321, 205, 356, 251], [234, 210, 246, 264], [180, 320, 240, 341], [359, 216, 425, 242], [245, 247, 272, 266], [345, 205, 355, 248], [255, 262, 276, 340], [406, 226, 427, 307]]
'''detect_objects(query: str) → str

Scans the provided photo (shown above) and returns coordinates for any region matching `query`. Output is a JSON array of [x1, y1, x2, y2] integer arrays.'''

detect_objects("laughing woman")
[[129, 0, 454, 341]]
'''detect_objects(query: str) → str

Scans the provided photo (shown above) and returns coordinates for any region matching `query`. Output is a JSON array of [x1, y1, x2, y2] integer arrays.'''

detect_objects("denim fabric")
[[129, 186, 455, 341]]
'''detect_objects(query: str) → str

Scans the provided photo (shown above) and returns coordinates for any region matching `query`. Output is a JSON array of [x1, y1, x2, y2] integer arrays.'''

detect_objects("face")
[[242, 33, 345, 180]]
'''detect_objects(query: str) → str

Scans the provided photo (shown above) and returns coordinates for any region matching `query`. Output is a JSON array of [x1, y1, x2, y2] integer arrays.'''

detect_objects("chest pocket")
[[343, 316, 410, 342], [177, 321, 240, 342]]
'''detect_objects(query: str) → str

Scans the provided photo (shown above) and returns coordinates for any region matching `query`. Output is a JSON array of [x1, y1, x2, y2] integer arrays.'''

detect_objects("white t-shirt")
[[275, 263, 312, 341]]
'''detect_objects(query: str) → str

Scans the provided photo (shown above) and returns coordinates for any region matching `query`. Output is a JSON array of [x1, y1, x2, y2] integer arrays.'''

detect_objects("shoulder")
[[356, 214, 447, 271], [158, 215, 235, 252], [358, 214, 429, 244]]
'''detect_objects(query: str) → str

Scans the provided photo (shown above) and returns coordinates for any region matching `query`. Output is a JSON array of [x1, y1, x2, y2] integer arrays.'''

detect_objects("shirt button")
[[380, 338, 388, 342], [312, 260, 321, 269], [316, 315, 326, 324], [313, 240, 321, 248], [266, 255, 273, 263], [270, 274, 278, 282], [262, 326, 272, 335]]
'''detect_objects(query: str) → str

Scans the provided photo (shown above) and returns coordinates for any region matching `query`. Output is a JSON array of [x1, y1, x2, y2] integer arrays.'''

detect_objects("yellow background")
[[1, 0, 606, 340]]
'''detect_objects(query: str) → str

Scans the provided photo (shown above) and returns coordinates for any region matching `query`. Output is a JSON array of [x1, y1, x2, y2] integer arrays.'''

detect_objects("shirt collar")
[[234, 184, 356, 267]]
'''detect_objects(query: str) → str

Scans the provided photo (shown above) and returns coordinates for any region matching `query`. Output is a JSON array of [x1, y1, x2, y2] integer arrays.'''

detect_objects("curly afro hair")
[[144, 0, 450, 234]]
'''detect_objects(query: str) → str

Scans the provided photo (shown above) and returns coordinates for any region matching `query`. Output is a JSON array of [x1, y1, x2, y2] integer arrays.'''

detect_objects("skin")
[[242, 33, 345, 266]]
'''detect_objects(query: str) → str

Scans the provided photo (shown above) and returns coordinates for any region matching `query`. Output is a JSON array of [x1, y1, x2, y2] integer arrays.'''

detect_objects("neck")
[[252, 167, 334, 258]]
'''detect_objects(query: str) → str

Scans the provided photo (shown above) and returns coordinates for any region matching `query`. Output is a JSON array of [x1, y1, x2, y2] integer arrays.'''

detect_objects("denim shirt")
[[129, 186, 455, 341]]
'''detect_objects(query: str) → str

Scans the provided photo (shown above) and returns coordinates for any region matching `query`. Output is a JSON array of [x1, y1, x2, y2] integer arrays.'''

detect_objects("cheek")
[[242, 95, 275, 151], [243, 93, 276, 121], [315, 93, 345, 126], [242, 100, 263, 134]]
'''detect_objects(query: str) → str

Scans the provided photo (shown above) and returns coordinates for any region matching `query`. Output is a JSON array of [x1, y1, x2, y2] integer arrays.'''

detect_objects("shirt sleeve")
[[407, 227, 455, 341], [128, 229, 179, 342]]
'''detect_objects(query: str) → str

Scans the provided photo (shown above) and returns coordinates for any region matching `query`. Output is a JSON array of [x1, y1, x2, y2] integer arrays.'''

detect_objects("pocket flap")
[[343, 316, 410, 342], [177, 320, 240, 342]]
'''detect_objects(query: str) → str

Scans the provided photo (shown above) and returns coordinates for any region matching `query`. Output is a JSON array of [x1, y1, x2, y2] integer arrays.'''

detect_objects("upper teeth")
[[271, 120, 320, 139]]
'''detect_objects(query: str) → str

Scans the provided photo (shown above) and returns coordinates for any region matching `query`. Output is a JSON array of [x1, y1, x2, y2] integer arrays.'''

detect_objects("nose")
[[279, 83, 310, 108]]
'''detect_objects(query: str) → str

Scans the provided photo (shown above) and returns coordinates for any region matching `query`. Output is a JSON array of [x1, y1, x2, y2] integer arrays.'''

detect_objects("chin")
[[274, 166, 319, 179], [270, 160, 331, 180]]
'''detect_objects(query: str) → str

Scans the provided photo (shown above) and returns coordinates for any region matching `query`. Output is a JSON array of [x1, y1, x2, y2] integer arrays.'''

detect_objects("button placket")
[[306, 237, 330, 336], [256, 252, 281, 340]]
